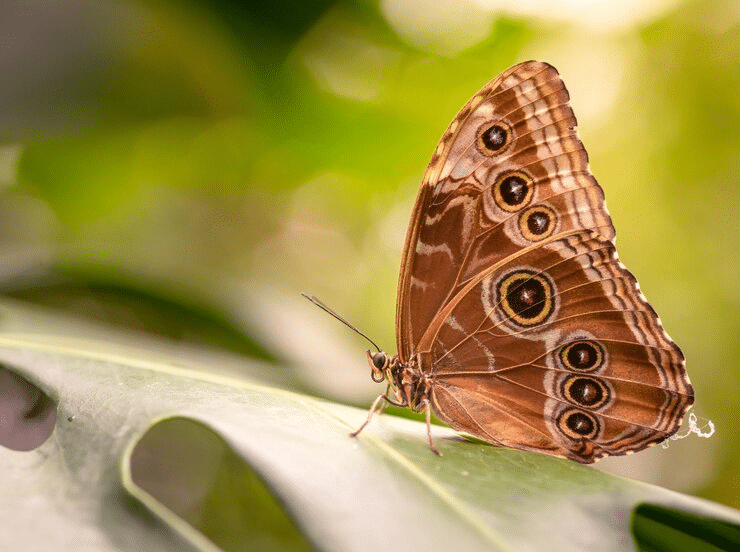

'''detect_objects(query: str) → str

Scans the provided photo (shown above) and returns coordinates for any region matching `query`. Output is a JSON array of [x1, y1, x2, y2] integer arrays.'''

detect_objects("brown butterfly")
[[309, 60, 694, 463]]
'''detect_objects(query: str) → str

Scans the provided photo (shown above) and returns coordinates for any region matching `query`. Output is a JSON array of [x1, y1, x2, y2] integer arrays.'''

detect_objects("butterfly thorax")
[[367, 351, 431, 412]]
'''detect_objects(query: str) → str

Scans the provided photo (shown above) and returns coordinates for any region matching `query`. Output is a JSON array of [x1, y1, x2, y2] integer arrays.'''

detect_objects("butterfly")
[[310, 61, 694, 463]]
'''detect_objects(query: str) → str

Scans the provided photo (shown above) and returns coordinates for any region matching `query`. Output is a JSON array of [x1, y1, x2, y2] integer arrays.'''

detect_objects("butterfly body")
[[355, 61, 693, 463]]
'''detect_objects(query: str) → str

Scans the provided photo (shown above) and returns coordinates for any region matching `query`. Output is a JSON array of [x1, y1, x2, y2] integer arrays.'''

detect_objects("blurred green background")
[[1, 0, 738, 509]]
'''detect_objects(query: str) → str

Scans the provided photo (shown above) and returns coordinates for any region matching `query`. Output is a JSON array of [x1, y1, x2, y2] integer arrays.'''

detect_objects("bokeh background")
[[1, 0, 738, 508]]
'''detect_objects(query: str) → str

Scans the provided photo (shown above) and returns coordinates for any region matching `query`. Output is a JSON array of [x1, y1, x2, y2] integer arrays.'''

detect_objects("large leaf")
[[1, 304, 738, 552]]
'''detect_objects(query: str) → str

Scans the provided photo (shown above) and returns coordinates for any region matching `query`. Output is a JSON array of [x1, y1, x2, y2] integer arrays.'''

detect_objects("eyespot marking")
[[559, 341, 605, 372], [476, 121, 513, 156], [493, 171, 534, 212], [497, 269, 556, 327], [558, 408, 599, 440], [519, 205, 557, 241], [561, 376, 610, 409]]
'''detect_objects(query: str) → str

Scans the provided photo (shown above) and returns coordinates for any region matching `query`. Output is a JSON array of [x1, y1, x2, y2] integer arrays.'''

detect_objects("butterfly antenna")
[[301, 293, 382, 352]]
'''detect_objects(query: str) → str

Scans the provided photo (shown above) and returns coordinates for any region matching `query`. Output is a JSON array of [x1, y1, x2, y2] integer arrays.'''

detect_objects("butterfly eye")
[[371, 352, 388, 370], [476, 121, 512, 155]]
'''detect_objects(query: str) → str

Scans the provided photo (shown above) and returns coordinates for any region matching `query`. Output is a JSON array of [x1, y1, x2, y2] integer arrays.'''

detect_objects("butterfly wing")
[[397, 61, 612, 358], [427, 231, 692, 462], [396, 61, 693, 462]]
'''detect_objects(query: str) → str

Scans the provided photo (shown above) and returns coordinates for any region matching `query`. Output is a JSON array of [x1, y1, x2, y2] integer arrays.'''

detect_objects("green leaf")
[[2, 306, 739, 552], [633, 503, 740, 552], [1, 276, 275, 361]]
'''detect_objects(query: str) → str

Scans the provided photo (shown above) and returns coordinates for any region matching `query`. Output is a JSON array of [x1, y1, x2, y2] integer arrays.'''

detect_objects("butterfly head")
[[367, 350, 389, 383]]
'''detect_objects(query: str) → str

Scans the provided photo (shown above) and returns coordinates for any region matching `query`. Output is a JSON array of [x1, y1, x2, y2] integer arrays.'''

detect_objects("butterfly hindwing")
[[425, 231, 691, 462]]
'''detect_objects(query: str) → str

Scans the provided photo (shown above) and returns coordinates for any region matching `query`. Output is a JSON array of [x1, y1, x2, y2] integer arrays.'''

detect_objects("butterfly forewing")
[[397, 61, 614, 358], [395, 61, 693, 462]]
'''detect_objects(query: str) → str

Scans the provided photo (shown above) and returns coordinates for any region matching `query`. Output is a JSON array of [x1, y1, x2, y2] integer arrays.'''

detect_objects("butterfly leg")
[[350, 388, 405, 438], [423, 400, 441, 456]]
